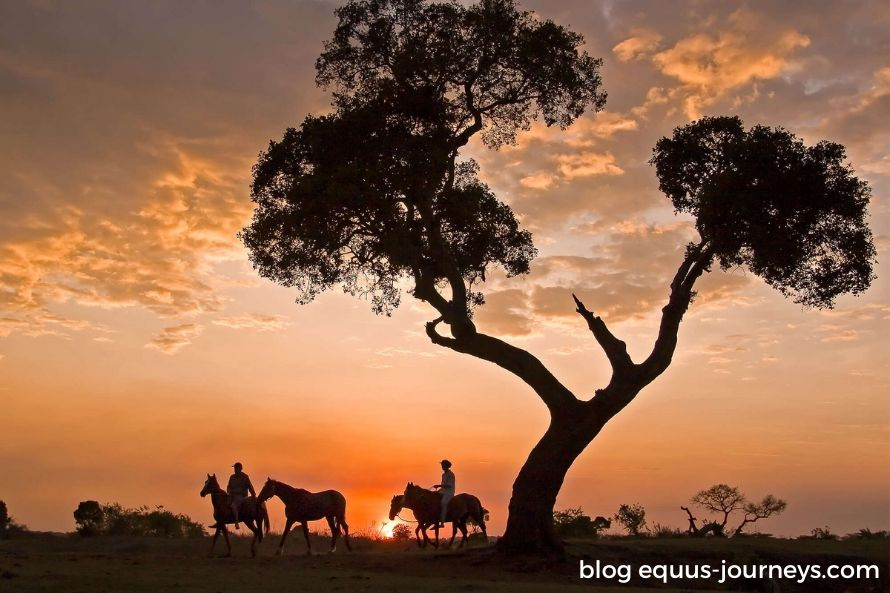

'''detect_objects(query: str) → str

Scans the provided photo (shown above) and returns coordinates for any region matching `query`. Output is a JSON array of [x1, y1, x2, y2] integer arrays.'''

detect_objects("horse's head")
[[200, 473, 220, 498], [257, 477, 276, 503], [403, 481, 424, 504], [388, 494, 404, 521]]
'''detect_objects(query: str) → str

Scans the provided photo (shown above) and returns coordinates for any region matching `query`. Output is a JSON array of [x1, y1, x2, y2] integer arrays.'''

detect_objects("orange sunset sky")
[[1, 0, 888, 538]]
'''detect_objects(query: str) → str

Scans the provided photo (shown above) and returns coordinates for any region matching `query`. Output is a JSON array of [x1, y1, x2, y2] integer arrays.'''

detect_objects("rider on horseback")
[[432, 459, 455, 528], [227, 462, 256, 530]]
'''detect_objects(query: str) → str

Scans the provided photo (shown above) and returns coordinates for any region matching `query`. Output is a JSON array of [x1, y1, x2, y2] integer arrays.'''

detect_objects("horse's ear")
[[207, 473, 211, 478]]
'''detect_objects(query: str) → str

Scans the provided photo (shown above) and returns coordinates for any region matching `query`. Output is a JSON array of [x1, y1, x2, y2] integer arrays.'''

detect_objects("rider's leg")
[[440, 494, 452, 527]]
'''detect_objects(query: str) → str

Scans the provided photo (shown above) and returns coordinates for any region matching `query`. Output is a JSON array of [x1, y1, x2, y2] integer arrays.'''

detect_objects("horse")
[[257, 478, 351, 555], [392, 482, 488, 549], [199, 473, 270, 558]]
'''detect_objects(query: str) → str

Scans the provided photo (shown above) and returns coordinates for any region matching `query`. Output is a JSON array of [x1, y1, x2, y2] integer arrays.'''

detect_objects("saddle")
[[226, 495, 258, 514]]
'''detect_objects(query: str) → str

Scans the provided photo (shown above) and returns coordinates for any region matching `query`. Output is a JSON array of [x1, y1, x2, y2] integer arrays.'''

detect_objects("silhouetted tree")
[[682, 484, 787, 537], [552, 507, 610, 538], [392, 523, 412, 541], [0, 500, 26, 538], [74, 500, 104, 536], [242, 0, 875, 554], [614, 503, 647, 536]]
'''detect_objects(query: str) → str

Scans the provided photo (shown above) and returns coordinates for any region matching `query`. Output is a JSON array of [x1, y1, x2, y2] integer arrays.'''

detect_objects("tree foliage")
[[552, 507, 610, 538], [687, 484, 787, 536], [651, 116, 875, 308], [391, 523, 413, 541], [242, 0, 605, 318], [0, 500, 26, 539], [614, 503, 647, 536], [73, 500, 104, 537], [73, 501, 205, 538]]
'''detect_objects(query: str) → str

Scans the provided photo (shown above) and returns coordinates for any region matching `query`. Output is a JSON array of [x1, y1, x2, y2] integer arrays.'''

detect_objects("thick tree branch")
[[425, 318, 579, 416], [572, 294, 634, 373], [638, 243, 714, 383]]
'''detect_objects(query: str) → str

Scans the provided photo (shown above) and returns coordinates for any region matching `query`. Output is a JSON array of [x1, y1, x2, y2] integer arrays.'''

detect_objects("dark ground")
[[0, 532, 886, 593]]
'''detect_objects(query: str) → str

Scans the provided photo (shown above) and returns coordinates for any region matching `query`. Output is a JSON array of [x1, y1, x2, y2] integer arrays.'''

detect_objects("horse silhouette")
[[390, 482, 488, 549], [200, 473, 269, 557], [257, 478, 351, 555]]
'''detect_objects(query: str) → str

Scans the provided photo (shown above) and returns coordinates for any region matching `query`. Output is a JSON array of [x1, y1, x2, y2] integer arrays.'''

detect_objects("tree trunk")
[[497, 413, 602, 555]]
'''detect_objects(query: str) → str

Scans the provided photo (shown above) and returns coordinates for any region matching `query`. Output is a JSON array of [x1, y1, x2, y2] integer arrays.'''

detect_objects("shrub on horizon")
[[73, 501, 205, 538]]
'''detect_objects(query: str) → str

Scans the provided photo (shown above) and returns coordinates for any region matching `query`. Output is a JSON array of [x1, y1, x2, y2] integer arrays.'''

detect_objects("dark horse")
[[200, 473, 270, 557], [390, 482, 488, 549], [257, 478, 351, 555]]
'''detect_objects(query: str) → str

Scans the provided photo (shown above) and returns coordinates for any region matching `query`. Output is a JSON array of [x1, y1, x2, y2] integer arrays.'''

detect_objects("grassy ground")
[[0, 532, 886, 593]]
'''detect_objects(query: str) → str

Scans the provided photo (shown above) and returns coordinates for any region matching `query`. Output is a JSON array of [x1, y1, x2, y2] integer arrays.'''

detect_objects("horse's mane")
[[272, 479, 309, 497]]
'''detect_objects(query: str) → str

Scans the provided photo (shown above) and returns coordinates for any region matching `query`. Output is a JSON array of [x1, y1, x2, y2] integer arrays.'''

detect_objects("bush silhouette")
[[74, 501, 204, 538]]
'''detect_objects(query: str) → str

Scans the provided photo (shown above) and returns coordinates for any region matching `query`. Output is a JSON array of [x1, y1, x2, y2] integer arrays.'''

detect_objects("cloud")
[[651, 9, 810, 118], [556, 152, 625, 178], [475, 289, 535, 337], [211, 313, 291, 332], [146, 323, 204, 354], [0, 141, 250, 339], [816, 67, 890, 171], [519, 173, 556, 191], [0, 1, 332, 341], [476, 222, 754, 336], [613, 30, 663, 62]]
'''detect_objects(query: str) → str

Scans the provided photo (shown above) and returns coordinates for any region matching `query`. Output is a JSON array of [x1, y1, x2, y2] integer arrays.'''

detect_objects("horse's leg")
[[432, 523, 440, 549], [301, 521, 311, 555], [415, 525, 423, 548], [325, 516, 338, 553], [209, 527, 219, 557], [245, 517, 259, 558], [221, 526, 231, 557], [250, 512, 263, 543], [419, 524, 429, 548], [448, 522, 459, 548], [277, 518, 294, 556], [457, 521, 469, 549], [339, 516, 351, 551]]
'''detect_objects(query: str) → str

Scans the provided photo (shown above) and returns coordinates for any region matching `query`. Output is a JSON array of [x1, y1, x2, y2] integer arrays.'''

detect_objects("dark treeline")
[[73, 500, 205, 538]]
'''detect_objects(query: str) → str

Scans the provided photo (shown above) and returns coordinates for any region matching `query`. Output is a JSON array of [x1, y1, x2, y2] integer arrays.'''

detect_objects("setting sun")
[[380, 520, 398, 539]]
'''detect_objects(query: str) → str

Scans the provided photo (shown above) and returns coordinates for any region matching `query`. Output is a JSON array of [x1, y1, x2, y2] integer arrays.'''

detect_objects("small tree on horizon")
[[241, 0, 875, 555], [0, 500, 26, 538], [614, 503, 647, 536], [683, 484, 787, 537]]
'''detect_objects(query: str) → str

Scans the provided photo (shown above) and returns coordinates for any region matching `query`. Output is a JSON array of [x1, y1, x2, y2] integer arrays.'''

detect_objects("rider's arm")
[[247, 479, 256, 497]]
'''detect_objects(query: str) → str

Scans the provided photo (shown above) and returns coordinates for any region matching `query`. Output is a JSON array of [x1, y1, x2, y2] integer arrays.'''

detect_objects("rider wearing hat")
[[432, 459, 455, 527], [227, 462, 256, 529]]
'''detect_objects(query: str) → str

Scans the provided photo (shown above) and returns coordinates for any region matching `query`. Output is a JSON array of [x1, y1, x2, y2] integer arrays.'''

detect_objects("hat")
[[233, 462, 243, 469], [440, 459, 452, 468]]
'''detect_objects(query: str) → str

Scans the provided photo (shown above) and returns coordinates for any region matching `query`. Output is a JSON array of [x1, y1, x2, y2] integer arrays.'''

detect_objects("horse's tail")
[[472, 496, 488, 535]]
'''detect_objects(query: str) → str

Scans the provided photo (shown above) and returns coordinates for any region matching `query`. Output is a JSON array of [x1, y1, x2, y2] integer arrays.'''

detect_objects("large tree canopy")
[[242, 0, 605, 320], [651, 116, 875, 308]]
